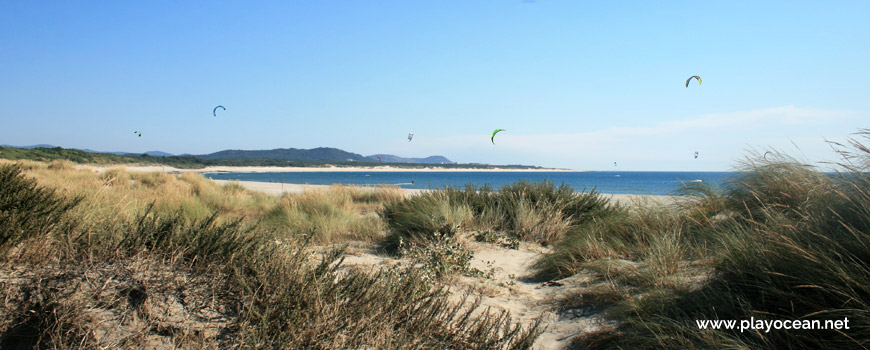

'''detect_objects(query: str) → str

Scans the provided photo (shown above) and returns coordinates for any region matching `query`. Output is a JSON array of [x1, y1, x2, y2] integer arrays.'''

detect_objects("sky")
[[1, 0, 868, 171]]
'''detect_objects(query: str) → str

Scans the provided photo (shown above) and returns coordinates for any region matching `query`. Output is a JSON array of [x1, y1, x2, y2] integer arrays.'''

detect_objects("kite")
[[134, 131, 142, 137], [377, 156, 382, 162], [491, 129, 505, 144], [763, 151, 772, 160], [694, 151, 699, 159], [408, 133, 414, 142], [613, 162, 617, 167], [685, 76, 702, 87], [213, 105, 225, 116]]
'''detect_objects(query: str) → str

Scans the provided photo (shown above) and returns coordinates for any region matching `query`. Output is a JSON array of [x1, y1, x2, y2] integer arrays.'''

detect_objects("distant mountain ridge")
[[197, 147, 368, 162], [1, 144, 57, 149], [196, 148, 453, 164], [1, 145, 172, 157], [126, 151, 175, 157], [1, 145, 452, 164], [366, 154, 453, 164]]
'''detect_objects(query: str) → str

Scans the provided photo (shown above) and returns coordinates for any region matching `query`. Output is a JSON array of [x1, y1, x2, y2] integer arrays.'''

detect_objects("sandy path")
[[335, 240, 607, 350], [461, 242, 609, 349]]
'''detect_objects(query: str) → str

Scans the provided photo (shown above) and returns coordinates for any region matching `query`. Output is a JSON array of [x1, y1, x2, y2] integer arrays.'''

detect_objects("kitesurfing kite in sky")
[[491, 129, 505, 144], [685, 76, 702, 87], [407, 133, 414, 142], [213, 105, 225, 116], [134, 131, 142, 137], [694, 151, 699, 159]]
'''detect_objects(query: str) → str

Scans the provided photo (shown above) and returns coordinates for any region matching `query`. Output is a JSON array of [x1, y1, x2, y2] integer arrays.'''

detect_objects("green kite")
[[491, 129, 505, 144]]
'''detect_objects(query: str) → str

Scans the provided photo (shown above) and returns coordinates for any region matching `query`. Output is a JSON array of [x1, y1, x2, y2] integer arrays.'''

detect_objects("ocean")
[[204, 171, 740, 196]]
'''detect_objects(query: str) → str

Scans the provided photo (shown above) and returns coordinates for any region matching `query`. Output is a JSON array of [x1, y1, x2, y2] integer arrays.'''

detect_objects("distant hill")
[[124, 151, 175, 157], [198, 148, 455, 164], [1, 145, 450, 164], [0, 145, 542, 169], [366, 154, 453, 164], [197, 147, 368, 162], [1, 144, 57, 149], [1, 145, 174, 157]]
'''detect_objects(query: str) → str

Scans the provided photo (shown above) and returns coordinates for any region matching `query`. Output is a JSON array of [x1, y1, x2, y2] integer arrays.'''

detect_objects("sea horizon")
[[205, 170, 739, 196]]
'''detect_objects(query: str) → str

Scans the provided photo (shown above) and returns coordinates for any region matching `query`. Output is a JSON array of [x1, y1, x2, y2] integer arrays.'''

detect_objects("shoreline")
[[78, 164, 577, 174], [72, 163, 680, 205], [212, 179, 681, 205]]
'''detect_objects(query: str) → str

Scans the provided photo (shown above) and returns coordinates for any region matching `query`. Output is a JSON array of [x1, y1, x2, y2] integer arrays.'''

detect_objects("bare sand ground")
[[338, 240, 611, 350]]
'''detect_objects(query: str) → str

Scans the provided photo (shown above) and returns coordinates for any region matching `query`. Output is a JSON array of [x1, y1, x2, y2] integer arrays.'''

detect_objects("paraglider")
[[694, 151, 699, 159], [491, 129, 505, 144], [213, 105, 225, 116], [685, 76, 701, 87], [134, 131, 142, 137], [407, 133, 414, 142]]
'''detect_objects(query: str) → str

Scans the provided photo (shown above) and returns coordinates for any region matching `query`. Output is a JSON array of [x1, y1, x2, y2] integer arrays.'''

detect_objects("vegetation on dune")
[[0, 164, 82, 252], [0, 163, 542, 349], [533, 132, 870, 349], [6, 160, 402, 244], [382, 180, 613, 253], [262, 185, 404, 243]]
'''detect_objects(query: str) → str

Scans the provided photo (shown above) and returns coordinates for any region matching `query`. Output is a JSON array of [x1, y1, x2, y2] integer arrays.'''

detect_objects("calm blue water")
[[204, 171, 739, 196]]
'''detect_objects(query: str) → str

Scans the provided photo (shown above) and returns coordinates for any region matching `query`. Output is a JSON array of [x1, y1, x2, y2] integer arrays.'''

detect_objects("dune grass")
[[3, 160, 404, 244], [0, 162, 542, 349], [262, 185, 401, 243], [532, 133, 870, 349], [382, 180, 613, 253]]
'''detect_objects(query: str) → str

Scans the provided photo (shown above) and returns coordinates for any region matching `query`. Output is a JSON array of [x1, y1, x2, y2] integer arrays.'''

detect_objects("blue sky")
[[1, 1, 868, 170]]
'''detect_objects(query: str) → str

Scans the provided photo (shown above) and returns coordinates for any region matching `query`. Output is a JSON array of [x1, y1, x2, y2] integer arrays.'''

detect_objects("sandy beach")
[[79, 164, 678, 205], [79, 164, 575, 174], [212, 179, 680, 205]]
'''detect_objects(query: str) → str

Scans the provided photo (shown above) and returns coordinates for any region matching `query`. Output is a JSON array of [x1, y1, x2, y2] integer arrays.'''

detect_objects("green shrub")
[[0, 164, 81, 252], [384, 180, 614, 250], [382, 192, 473, 252]]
